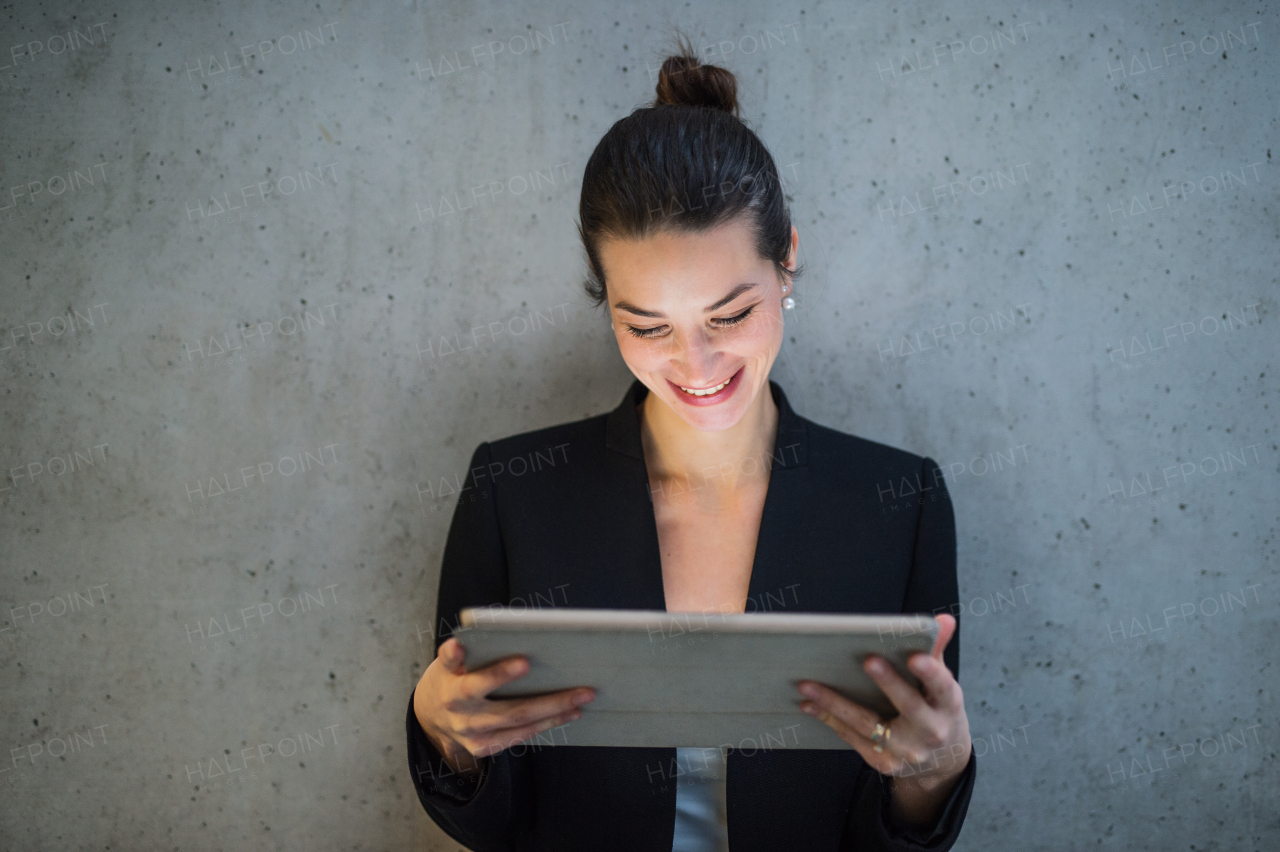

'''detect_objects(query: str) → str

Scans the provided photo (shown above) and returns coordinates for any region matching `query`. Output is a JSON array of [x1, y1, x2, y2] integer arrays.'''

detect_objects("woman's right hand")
[[412, 636, 595, 776]]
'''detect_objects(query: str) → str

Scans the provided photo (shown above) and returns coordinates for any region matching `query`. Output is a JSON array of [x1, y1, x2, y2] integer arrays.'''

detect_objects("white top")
[[671, 747, 729, 852]]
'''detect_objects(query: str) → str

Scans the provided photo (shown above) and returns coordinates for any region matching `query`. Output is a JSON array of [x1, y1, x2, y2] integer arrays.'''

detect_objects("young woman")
[[407, 47, 976, 852]]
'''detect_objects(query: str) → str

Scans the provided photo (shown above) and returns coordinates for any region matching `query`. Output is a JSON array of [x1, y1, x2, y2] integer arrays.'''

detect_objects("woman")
[[407, 47, 976, 852]]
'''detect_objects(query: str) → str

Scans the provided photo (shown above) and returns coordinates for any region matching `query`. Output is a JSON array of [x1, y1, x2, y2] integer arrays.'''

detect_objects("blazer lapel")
[[597, 380, 667, 611], [743, 381, 810, 614]]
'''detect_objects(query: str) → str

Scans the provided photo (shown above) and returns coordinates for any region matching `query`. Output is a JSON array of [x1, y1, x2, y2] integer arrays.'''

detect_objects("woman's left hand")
[[796, 614, 972, 793]]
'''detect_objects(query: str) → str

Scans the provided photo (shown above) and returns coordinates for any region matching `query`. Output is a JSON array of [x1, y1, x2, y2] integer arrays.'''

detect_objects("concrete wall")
[[0, 0, 1274, 848]]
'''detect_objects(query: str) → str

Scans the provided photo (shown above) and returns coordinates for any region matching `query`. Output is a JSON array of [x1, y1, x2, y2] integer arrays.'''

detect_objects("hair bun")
[[654, 53, 739, 117]]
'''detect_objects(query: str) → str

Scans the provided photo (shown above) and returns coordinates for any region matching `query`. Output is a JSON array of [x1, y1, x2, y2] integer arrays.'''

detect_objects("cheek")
[[614, 332, 664, 372], [742, 309, 785, 357]]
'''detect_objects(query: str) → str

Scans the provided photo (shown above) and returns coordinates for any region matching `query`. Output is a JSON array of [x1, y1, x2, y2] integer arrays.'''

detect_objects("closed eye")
[[624, 304, 757, 339], [624, 324, 666, 339], [714, 305, 756, 328]]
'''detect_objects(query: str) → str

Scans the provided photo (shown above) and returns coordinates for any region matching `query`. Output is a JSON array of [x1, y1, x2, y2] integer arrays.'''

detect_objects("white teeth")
[[679, 376, 732, 396]]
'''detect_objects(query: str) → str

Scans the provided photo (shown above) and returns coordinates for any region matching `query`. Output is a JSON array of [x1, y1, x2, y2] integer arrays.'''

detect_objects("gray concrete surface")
[[0, 0, 1275, 849]]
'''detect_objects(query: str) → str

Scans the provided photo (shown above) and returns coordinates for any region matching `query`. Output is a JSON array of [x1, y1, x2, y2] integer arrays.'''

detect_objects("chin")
[[670, 399, 749, 432]]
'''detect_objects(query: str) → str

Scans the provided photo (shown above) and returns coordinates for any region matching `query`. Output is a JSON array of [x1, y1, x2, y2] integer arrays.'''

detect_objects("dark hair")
[[576, 36, 802, 308]]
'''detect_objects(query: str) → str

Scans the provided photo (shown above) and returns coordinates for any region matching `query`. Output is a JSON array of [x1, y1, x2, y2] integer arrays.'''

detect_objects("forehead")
[[598, 217, 767, 303]]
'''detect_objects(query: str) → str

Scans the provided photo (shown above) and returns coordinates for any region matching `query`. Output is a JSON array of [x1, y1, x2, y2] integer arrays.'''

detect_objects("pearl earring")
[[781, 285, 795, 310]]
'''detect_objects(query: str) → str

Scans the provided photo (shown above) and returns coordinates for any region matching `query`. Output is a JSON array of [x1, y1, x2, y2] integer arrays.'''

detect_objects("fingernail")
[[573, 692, 594, 706], [798, 683, 818, 698], [866, 658, 885, 674], [801, 704, 817, 716]]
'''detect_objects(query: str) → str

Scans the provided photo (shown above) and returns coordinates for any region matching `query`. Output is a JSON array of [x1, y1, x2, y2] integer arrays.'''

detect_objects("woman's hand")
[[796, 614, 971, 826], [413, 636, 595, 776]]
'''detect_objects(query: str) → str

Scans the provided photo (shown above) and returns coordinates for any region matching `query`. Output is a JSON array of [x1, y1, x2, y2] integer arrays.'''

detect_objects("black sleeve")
[[405, 695, 489, 802], [840, 456, 977, 851], [405, 441, 532, 851]]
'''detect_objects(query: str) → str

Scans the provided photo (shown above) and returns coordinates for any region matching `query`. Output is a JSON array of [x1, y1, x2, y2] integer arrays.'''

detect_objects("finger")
[[800, 698, 899, 774], [472, 707, 583, 758], [796, 682, 915, 773], [796, 681, 882, 739], [863, 655, 933, 722], [930, 615, 956, 660], [825, 707, 937, 772], [906, 653, 964, 712], [801, 677, 958, 775], [478, 687, 595, 731], [455, 655, 531, 701], [437, 638, 467, 674]]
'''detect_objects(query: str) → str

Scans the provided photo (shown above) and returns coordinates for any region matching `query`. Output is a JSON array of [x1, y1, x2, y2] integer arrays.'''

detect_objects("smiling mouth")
[[675, 368, 740, 397]]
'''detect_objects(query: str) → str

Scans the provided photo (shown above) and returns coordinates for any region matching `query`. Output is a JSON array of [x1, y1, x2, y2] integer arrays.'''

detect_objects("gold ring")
[[871, 723, 891, 753]]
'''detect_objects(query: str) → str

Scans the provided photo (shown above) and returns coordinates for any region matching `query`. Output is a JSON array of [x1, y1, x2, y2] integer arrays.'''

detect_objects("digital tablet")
[[453, 607, 939, 750]]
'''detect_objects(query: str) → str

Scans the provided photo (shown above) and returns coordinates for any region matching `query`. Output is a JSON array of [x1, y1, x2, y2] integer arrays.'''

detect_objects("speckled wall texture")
[[0, 0, 1275, 850]]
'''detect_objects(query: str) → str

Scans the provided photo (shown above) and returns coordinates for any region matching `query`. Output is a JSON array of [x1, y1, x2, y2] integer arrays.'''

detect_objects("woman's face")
[[599, 216, 797, 432]]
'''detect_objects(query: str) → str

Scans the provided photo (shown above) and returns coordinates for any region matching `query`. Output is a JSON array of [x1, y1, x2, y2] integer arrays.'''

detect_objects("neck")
[[638, 382, 780, 491]]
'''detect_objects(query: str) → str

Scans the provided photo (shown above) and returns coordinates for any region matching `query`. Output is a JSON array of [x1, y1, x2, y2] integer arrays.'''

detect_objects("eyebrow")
[[612, 282, 759, 318]]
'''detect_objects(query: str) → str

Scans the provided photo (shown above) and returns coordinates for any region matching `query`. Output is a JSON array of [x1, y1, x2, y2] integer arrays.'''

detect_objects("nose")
[[668, 325, 721, 379]]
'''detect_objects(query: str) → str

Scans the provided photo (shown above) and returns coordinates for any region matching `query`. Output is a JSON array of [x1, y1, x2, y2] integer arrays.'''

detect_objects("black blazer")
[[407, 379, 976, 852]]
